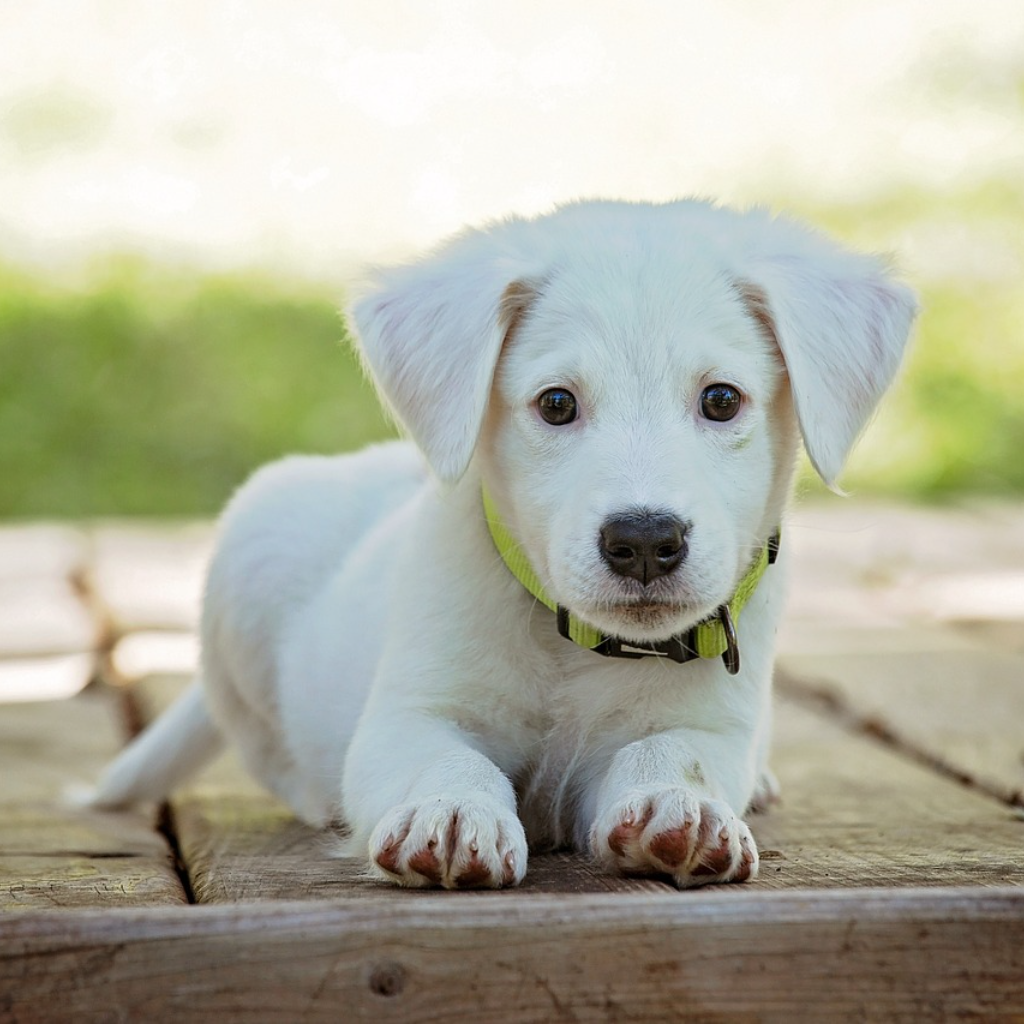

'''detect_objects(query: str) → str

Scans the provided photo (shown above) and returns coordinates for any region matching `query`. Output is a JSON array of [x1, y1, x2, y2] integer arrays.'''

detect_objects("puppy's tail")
[[89, 678, 224, 808]]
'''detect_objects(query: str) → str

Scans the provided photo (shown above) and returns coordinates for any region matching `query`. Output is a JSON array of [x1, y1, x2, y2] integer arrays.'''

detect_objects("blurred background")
[[2, 0, 1023, 518]]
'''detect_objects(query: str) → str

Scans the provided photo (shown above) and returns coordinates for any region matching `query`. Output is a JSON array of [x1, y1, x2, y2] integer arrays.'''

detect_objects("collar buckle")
[[558, 603, 740, 673], [558, 606, 699, 665]]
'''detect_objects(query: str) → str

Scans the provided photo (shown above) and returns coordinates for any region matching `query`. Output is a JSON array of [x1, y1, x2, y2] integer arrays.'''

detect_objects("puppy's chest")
[[460, 653, 683, 748], [477, 661, 670, 782]]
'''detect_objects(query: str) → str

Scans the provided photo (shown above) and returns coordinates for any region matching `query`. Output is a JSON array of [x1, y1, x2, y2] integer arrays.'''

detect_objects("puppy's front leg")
[[343, 712, 528, 889], [588, 729, 758, 888]]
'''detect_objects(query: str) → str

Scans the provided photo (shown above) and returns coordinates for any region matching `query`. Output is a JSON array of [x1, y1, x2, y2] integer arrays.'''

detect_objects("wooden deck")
[[1, 501, 1022, 1021]]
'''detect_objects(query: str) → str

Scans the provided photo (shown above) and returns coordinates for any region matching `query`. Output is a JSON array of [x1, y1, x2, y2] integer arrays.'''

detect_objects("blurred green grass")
[[795, 180, 1024, 501], [0, 260, 393, 517], [1, 185, 1022, 518]]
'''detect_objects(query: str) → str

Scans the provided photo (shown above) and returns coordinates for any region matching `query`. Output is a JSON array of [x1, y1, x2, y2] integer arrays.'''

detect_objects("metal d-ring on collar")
[[718, 605, 741, 675]]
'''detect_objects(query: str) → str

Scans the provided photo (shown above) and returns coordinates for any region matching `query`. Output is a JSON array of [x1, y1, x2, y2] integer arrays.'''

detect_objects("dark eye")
[[700, 383, 743, 422], [537, 388, 578, 425]]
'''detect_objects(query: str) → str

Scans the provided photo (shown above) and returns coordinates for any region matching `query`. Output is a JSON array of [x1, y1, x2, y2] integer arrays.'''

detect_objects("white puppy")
[[93, 200, 916, 889]]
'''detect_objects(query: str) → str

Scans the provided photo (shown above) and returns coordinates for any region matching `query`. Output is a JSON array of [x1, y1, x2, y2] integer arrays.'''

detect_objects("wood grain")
[[172, 793, 678, 902], [133, 674, 1024, 901], [2, 888, 1022, 1022], [0, 690, 186, 911], [0, 690, 126, 803], [0, 848, 187, 913], [779, 639, 1024, 806], [749, 698, 1024, 890], [779, 501, 1024, 807]]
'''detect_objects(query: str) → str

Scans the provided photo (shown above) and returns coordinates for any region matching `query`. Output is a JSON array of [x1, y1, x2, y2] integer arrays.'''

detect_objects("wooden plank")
[[0, 523, 96, 658], [134, 674, 1023, 900], [0, 689, 133, 806], [778, 500, 1012, 632], [778, 635, 1024, 807], [0, 652, 95, 705], [0, 689, 187, 911], [0, 577, 97, 660], [950, 619, 1024, 656], [780, 502, 1024, 810], [780, 501, 1024, 656], [0, 845, 186, 913], [748, 697, 1024, 890], [173, 793, 677, 902], [0, 524, 89, 583], [1, 888, 1022, 1022], [0, 523, 99, 703], [88, 522, 213, 633], [785, 500, 1024, 588]]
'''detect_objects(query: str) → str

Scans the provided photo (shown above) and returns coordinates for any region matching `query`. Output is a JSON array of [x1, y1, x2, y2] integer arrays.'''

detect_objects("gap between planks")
[[115, 678, 198, 905], [776, 664, 1024, 812]]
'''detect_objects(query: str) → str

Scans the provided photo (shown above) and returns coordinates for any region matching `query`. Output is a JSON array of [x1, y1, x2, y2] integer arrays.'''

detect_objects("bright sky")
[[1, 0, 1022, 278]]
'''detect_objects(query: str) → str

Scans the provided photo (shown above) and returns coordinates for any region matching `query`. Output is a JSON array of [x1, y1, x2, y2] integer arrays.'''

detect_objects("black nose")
[[599, 512, 689, 585]]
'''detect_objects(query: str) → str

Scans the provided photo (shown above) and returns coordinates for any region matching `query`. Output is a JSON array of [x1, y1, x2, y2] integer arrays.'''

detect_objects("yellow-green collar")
[[482, 488, 778, 674]]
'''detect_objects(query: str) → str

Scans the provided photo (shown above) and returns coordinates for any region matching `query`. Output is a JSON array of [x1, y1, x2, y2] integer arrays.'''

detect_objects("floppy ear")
[[349, 233, 538, 482], [737, 228, 918, 487]]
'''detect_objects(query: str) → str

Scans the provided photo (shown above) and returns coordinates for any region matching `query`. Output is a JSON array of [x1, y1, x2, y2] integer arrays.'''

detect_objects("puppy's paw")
[[591, 788, 758, 888], [369, 796, 528, 889]]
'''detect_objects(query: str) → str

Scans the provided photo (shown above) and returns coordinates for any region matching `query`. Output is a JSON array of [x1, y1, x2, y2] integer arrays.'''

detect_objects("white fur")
[[92, 199, 916, 889]]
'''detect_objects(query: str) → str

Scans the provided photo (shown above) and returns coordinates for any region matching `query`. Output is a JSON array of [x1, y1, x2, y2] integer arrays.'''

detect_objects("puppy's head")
[[350, 200, 916, 643]]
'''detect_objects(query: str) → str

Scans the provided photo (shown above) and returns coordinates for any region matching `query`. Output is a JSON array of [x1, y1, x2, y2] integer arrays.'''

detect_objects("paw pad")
[[594, 789, 758, 887]]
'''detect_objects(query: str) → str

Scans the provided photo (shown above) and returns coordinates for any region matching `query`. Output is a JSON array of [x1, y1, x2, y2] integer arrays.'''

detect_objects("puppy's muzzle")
[[599, 511, 689, 585]]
